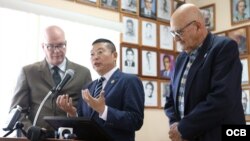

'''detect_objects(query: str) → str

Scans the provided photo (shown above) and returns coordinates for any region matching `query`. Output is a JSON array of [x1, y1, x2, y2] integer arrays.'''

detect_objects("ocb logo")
[[226, 129, 246, 136]]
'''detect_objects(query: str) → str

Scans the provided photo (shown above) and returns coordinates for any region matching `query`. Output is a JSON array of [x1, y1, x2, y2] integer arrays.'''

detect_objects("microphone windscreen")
[[27, 126, 46, 141]]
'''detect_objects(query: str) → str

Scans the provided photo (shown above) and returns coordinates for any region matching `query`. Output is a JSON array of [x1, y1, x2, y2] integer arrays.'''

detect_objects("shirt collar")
[[48, 58, 66, 73]]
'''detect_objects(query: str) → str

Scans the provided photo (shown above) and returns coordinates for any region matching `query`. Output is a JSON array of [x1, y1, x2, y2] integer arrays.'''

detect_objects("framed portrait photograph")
[[139, 0, 157, 19], [122, 15, 139, 44], [141, 20, 157, 47], [100, 0, 119, 11], [242, 88, 250, 115], [121, 0, 138, 15], [76, 0, 98, 6], [159, 53, 175, 79], [240, 57, 249, 85], [157, 0, 172, 22], [120, 46, 139, 75], [160, 80, 170, 108], [159, 24, 174, 50], [141, 49, 157, 77], [227, 27, 248, 54], [231, 0, 250, 25], [142, 79, 158, 107], [200, 4, 216, 31]]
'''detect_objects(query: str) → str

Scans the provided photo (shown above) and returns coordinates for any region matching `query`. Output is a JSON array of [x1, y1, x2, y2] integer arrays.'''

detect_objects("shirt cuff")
[[99, 105, 108, 121]]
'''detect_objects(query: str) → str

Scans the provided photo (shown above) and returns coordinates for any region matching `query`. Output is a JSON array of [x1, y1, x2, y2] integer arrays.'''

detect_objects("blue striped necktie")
[[94, 77, 105, 97]]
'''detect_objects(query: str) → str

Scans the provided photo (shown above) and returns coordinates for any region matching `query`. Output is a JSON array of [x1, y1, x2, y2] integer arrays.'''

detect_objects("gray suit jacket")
[[10, 58, 92, 130]]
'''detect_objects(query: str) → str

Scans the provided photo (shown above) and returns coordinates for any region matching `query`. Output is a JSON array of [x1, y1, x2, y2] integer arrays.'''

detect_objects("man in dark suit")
[[165, 4, 245, 141], [10, 25, 92, 132], [56, 38, 144, 141], [140, 0, 156, 18], [102, 0, 118, 7]]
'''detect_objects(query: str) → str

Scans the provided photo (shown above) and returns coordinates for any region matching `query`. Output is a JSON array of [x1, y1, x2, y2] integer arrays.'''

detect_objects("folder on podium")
[[43, 116, 112, 141]]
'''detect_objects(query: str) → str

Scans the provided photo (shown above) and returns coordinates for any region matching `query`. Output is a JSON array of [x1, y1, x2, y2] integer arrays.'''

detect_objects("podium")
[[44, 116, 112, 141]]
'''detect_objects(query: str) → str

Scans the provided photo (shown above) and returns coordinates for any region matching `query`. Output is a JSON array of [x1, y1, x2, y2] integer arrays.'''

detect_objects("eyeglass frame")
[[170, 20, 196, 38], [44, 41, 67, 51]]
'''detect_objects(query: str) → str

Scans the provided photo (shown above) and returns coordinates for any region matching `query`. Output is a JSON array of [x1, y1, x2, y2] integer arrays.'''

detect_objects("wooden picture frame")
[[159, 52, 175, 79], [231, 0, 250, 25], [76, 0, 98, 6], [157, 0, 173, 22], [100, 0, 119, 11], [200, 4, 216, 31], [141, 19, 157, 47], [141, 49, 158, 77], [141, 78, 159, 108], [159, 23, 174, 50], [121, 15, 139, 44], [139, 0, 157, 19], [120, 45, 139, 75], [240, 57, 250, 85], [121, 0, 138, 15], [159, 80, 170, 108], [227, 27, 248, 55], [242, 88, 250, 117]]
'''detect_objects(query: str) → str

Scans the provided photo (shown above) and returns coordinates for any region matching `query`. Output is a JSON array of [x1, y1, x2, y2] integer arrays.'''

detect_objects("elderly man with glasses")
[[164, 3, 245, 141], [9, 25, 92, 136]]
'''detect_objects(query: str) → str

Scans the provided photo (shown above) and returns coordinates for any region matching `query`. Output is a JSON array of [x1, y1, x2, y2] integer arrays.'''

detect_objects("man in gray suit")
[[9, 25, 92, 133]]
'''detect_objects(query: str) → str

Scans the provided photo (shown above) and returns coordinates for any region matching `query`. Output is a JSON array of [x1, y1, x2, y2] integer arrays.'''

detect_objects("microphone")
[[53, 69, 75, 95], [32, 69, 75, 126]]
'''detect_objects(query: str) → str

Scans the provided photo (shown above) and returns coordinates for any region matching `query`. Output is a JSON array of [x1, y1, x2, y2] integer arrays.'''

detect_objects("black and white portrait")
[[157, 0, 172, 21], [242, 89, 250, 114], [121, 0, 137, 14], [160, 24, 173, 50], [101, 0, 118, 10], [143, 80, 158, 107], [122, 16, 138, 44], [140, 0, 156, 19], [142, 50, 157, 77], [142, 21, 157, 47], [160, 81, 170, 107], [76, 0, 97, 5], [200, 4, 215, 31], [121, 47, 138, 74], [241, 58, 249, 84]]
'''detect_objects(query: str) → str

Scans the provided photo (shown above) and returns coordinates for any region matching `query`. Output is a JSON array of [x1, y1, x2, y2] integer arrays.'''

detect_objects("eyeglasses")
[[170, 21, 196, 38], [45, 42, 66, 51]]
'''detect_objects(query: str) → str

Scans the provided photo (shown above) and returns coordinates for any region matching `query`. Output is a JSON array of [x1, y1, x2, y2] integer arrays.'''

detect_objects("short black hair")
[[92, 38, 116, 52]]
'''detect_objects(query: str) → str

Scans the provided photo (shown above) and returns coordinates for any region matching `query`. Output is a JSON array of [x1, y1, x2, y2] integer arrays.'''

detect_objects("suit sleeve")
[[104, 76, 145, 132]]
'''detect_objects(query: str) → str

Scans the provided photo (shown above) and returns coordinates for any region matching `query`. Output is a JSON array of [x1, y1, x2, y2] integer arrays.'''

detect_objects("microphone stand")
[[33, 89, 57, 126]]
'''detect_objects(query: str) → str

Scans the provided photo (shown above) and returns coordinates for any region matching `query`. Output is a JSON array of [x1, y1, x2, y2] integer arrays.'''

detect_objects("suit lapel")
[[39, 59, 54, 87], [103, 69, 120, 97], [184, 33, 214, 104]]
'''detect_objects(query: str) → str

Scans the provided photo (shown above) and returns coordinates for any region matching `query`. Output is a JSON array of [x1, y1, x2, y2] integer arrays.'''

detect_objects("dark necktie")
[[93, 77, 105, 97], [52, 66, 61, 86]]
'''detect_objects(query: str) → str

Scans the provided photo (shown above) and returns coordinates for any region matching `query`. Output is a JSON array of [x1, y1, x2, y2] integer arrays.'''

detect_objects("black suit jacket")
[[164, 33, 245, 141]]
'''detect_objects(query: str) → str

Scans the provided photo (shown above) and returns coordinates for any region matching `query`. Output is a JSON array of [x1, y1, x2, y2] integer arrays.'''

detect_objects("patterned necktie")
[[93, 77, 105, 97], [52, 66, 61, 86], [178, 52, 197, 119]]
